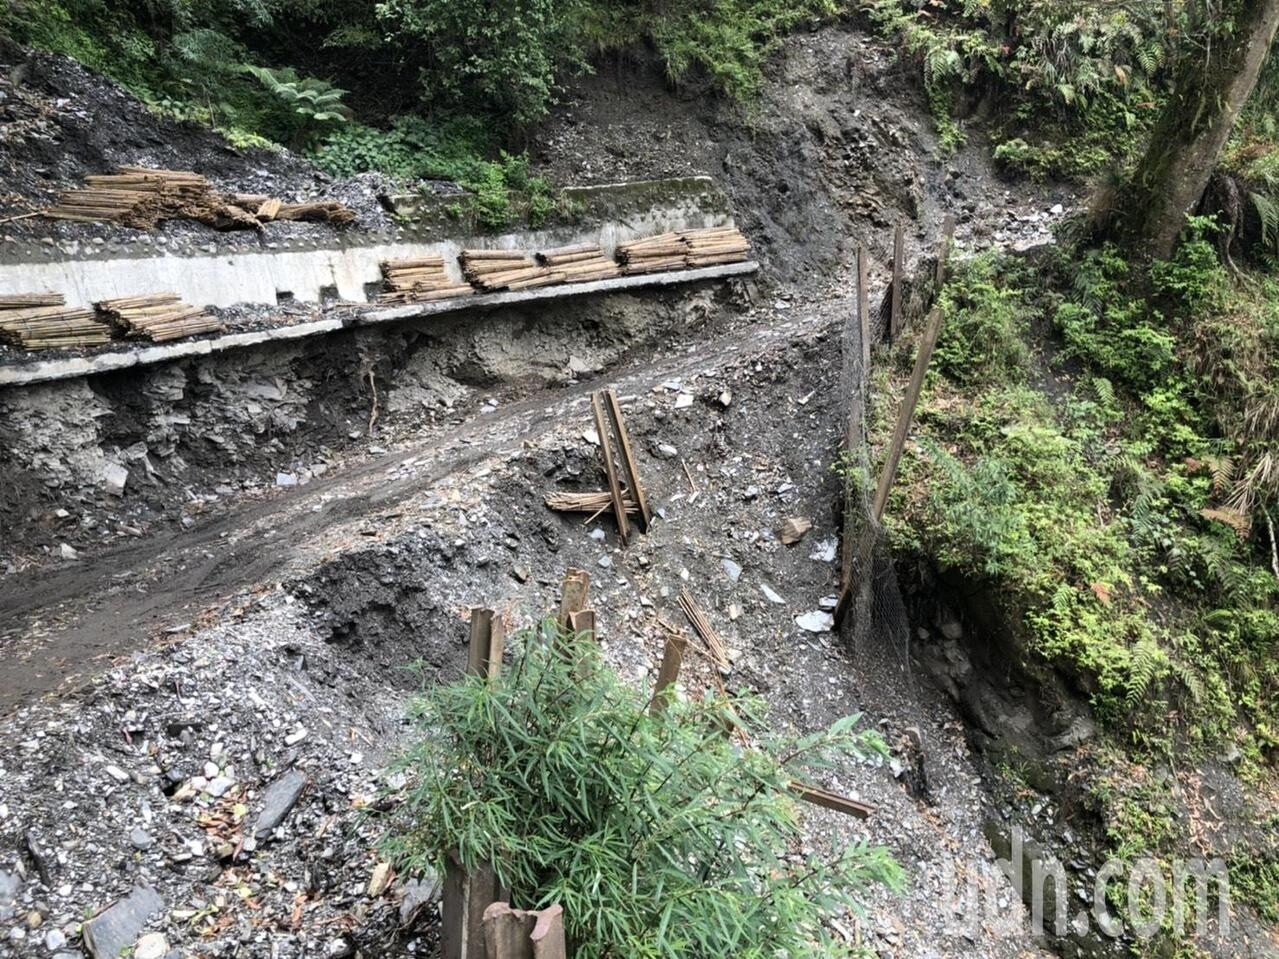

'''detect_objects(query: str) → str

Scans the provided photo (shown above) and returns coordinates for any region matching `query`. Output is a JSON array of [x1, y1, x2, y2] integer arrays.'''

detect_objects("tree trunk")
[[1115, 0, 1279, 258]]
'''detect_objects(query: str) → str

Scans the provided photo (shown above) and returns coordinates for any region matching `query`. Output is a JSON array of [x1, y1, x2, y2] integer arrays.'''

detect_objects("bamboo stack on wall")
[[460, 249, 562, 291], [97, 293, 223, 343], [616, 226, 751, 274], [0, 294, 112, 350], [378, 256, 475, 304], [682, 226, 751, 267], [536, 243, 620, 283], [615, 232, 688, 275]]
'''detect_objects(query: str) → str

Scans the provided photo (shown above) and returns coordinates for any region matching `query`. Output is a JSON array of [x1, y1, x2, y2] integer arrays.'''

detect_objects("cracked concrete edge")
[[0, 262, 758, 389]]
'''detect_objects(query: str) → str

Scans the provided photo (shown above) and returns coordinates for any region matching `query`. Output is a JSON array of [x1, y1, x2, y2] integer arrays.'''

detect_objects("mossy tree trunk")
[[1115, 0, 1279, 257]]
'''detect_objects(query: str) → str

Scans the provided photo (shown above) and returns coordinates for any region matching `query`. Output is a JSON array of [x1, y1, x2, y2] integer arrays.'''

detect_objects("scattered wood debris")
[[0, 294, 111, 350], [43, 167, 355, 231], [97, 293, 224, 343], [617, 226, 751, 275], [536, 243, 620, 284], [377, 256, 475, 304], [677, 588, 729, 674], [544, 391, 651, 542], [779, 516, 812, 545], [544, 490, 640, 514]]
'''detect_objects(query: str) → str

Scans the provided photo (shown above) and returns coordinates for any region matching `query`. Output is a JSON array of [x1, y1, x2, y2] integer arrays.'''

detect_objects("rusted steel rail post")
[[650, 630, 689, 714], [857, 244, 870, 372], [556, 569, 591, 630], [935, 214, 955, 290]]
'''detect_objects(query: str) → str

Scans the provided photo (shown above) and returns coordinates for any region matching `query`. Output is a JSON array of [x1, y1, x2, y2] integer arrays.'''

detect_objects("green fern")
[[1126, 637, 1169, 709]]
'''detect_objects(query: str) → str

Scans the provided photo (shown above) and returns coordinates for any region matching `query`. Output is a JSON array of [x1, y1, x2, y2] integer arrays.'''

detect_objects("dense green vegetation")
[[383, 625, 902, 958], [880, 224, 1279, 951], [887, 227, 1278, 758], [1, 0, 832, 224]]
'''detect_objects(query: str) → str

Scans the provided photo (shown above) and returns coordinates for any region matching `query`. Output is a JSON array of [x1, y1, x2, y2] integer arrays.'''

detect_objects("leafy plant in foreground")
[[381, 625, 903, 959]]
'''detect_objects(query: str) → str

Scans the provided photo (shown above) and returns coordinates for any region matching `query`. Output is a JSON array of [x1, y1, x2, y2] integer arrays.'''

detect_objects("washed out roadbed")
[[0, 301, 1047, 958]]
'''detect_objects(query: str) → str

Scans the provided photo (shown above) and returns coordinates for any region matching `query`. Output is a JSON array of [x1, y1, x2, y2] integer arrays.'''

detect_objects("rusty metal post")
[[556, 569, 590, 630]]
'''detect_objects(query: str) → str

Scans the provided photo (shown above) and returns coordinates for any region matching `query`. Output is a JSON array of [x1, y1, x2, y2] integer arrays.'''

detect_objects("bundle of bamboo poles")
[[44, 167, 211, 229], [377, 255, 475, 304], [615, 232, 688, 275], [44, 167, 356, 231], [616, 226, 751, 274], [0, 294, 111, 350], [460, 249, 563, 292], [97, 293, 223, 343], [683, 226, 751, 267], [536, 243, 620, 284]]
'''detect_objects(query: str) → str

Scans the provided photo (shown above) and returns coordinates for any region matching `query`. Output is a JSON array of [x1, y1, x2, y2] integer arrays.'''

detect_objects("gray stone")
[[206, 776, 235, 798], [134, 932, 169, 959], [44, 929, 66, 951], [101, 462, 129, 496], [129, 828, 153, 850], [399, 871, 443, 926], [0, 872, 18, 907], [721, 558, 742, 582], [759, 583, 786, 605], [254, 770, 308, 839], [81, 886, 164, 959], [795, 610, 834, 633]]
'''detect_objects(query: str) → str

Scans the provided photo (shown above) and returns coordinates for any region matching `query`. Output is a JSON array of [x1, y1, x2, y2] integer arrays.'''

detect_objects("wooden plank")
[[650, 630, 688, 714], [567, 608, 596, 643], [889, 221, 904, 343], [590, 392, 629, 545], [443, 858, 499, 959], [601, 389, 652, 532], [466, 607, 504, 682], [873, 306, 945, 521], [791, 782, 875, 820], [556, 569, 590, 629], [857, 244, 870, 372]]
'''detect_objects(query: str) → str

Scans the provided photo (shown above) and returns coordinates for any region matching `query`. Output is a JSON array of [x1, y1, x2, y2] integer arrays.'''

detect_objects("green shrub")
[[866, 0, 1168, 168], [935, 253, 1032, 385], [382, 626, 903, 959]]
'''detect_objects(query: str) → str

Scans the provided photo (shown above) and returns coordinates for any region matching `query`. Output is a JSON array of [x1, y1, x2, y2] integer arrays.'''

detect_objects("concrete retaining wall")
[[0, 177, 733, 309], [0, 261, 758, 388]]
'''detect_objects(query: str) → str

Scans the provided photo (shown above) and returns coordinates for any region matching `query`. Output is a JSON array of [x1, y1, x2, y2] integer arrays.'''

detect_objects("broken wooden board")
[[601, 389, 652, 532]]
